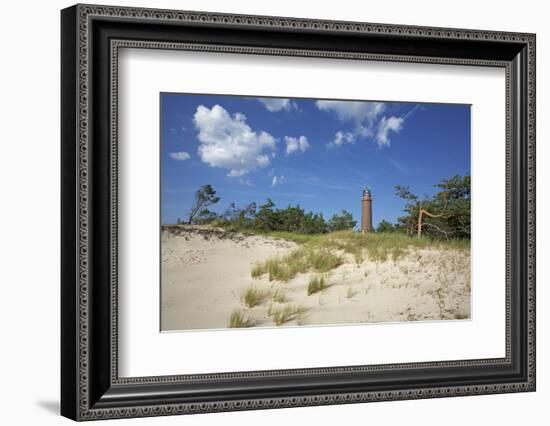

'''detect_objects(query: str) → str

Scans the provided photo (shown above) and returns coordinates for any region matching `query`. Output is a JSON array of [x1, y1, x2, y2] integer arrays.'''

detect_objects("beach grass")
[[252, 247, 342, 283], [241, 285, 265, 308], [272, 288, 287, 303], [251, 231, 469, 282], [271, 230, 469, 262], [228, 308, 252, 328], [307, 275, 327, 295], [270, 303, 306, 326]]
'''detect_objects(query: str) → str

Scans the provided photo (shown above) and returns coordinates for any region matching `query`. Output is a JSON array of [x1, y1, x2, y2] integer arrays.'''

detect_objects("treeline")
[[180, 174, 470, 240], [179, 185, 356, 234]]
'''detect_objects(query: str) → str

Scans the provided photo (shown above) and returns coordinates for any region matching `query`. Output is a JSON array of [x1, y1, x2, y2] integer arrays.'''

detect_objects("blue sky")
[[161, 93, 470, 227]]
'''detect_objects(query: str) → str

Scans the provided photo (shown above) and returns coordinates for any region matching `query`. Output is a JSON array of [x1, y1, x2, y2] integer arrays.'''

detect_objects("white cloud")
[[285, 136, 310, 155], [271, 175, 285, 187], [328, 131, 355, 148], [316, 100, 411, 148], [316, 100, 385, 128], [193, 104, 276, 177], [375, 116, 404, 147], [258, 98, 297, 112], [169, 151, 190, 160]]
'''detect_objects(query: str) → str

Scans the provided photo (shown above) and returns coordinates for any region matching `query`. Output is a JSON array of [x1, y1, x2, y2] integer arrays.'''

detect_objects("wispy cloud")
[[258, 98, 297, 112], [169, 151, 190, 160], [387, 157, 422, 176], [376, 116, 404, 147], [316, 100, 417, 148], [316, 100, 385, 125], [271, 175, 285, 187]]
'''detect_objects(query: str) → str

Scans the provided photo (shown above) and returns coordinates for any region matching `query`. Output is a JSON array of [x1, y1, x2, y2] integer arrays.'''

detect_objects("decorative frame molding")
[[61, 4, 535, 421]]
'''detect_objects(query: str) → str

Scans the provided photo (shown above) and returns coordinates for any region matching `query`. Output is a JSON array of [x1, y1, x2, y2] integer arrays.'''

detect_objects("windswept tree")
[[254, 198, 278, 231], [395, 175, 470, 240], [327, 210, 357, 232], [221, 202, 257, 228], [187, 184, 220, 224]]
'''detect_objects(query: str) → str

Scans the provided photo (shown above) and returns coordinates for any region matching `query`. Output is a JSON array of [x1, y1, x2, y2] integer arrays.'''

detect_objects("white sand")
[[161, 227, 470, 331], [161, 227, 296, 330]]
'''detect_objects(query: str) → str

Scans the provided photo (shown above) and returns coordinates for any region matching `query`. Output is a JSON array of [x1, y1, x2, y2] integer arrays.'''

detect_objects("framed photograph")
[[61, 4, 536, 421]]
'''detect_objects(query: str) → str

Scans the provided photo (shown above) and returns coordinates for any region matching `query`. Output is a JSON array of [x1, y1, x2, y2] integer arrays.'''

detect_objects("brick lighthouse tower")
[[361, 187, 373, 233]]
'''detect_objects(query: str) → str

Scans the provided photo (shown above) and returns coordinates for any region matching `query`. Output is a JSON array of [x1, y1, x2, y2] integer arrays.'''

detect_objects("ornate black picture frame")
[[61, 4, 536, 421]]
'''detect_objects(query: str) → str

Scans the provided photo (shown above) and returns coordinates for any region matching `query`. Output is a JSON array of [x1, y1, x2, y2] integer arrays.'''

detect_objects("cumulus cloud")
[[258, 98, 297, 112], [328, 131, 355, 148], [376, 116, 404, 147], [316, 100, 409, 148], [193, 104, 276, 177], [169, 151, 190, 160], [285, 136, 310, 155], [271, 175, 285, 187]]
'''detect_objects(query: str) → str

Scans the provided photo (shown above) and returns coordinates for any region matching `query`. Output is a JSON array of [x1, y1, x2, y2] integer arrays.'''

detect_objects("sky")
[[160, 93, 470, 227]]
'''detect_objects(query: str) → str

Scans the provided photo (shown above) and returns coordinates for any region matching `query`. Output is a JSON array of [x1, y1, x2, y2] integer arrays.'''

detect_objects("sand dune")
[[161, 226, 470, 331]]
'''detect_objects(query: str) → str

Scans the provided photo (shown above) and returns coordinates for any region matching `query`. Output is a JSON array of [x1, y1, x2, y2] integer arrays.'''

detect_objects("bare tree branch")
[[421, 222, 450, 240], [417, 208, 449, 238]]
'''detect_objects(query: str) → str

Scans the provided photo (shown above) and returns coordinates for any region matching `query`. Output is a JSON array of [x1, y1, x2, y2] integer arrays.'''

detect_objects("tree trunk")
[[417, 209, 447, 238]]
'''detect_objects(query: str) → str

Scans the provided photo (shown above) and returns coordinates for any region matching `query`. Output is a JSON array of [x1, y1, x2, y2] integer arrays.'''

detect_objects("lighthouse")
[[361, 187, 373, 233]]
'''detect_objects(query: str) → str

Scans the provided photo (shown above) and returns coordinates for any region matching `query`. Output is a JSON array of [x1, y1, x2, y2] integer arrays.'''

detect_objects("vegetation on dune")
[[271, 288, 287, 304], [228, 308, 252, 328], [184, 197, 356, 235], [208, 175, 471, 330], [250, 229, 468, 284], [269, 303, 306, 326], [252, 247, 342, 282], [241, 285, 265, 308], [179, 175, 470, 285], [307, 275, 327, 295], [394, 174, 471, 240], [184, 184, 220, 225], [271, 230, 468, 262]]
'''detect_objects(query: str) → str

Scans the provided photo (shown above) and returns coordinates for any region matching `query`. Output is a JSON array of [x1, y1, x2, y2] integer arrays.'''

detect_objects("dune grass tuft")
[[307, 275, 327, 296], [251, 262, 265, 278], [270, 303, 306, 326], [228, 308, 252, 328], [241, 285, 265, 308], [272, 288, 287, 304], [253, 248, 342, 283]]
